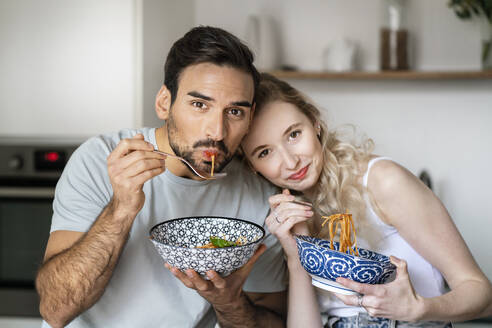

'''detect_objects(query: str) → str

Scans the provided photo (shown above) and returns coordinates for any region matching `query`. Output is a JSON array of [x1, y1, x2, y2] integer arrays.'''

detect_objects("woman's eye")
[[258, 149, 270, 158], [228, 108, 244, 118], [192, 101, 206, 109], [289, 130, 301, 139]]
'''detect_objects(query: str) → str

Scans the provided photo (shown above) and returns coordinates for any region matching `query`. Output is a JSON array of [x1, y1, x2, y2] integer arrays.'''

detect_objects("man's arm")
[[36, 202, 135, 327], [35, 134, 166, 328]]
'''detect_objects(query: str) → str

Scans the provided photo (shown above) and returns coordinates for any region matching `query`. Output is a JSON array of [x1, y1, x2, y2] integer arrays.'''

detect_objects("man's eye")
[[228, 108, 244, 117], [258, 149, 270, 158], [289, 130, 301, 139], [192, 101, 206, 109]]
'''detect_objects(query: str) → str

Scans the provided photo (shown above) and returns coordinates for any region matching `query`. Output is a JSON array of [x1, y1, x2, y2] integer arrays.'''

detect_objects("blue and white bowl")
[[149, 216, 265, 277], [295, 235, 396, 295]]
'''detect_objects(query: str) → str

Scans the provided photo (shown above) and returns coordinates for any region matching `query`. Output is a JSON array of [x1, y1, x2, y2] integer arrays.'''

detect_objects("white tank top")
[[317, 157, 447, 317]]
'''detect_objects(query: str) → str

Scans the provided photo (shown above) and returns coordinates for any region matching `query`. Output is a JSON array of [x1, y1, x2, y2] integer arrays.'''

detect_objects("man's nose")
[[205, 111, 226, 141]]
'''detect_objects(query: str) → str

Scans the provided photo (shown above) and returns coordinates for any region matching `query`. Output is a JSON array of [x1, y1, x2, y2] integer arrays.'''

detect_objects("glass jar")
[[380, 0, 409, 70]]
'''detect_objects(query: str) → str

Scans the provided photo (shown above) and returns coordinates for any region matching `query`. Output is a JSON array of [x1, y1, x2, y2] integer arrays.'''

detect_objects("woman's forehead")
[[243, 101, 310, 148], [255, 101, 310, 128]]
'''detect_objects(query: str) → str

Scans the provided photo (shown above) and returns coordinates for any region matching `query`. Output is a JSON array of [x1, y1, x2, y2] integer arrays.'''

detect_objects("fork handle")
[[153, 150, 179, 159]]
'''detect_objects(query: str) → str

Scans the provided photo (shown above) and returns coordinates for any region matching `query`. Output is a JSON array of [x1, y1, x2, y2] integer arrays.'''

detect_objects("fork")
[[153, 150, 227, 180]]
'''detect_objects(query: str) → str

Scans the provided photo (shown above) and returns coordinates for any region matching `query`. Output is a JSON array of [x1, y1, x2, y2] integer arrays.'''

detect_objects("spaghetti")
[[321, 212, 359, 256], [211, 155, 215, 177]]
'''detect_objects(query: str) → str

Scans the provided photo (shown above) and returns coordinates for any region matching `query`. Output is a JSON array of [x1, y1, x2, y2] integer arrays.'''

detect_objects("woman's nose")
[[281, 149, 299, 170]]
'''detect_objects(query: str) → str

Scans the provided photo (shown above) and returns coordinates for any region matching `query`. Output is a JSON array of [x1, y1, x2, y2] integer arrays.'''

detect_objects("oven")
[[0, 139, 78, 317]]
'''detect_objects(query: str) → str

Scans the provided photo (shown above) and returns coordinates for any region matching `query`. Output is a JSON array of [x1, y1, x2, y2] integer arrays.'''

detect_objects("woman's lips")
[[289, 165, 310, 180]]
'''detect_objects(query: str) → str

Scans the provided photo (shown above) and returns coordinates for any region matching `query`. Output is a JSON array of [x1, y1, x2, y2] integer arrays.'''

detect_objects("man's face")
[[166, 63, 255, 175]]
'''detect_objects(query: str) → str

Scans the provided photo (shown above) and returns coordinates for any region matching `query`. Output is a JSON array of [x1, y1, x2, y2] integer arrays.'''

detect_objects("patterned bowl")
[[149, 216, 265, 277], [295, 235, 396, 295]]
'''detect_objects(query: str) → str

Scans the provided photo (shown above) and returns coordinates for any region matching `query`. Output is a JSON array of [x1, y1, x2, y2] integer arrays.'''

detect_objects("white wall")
[[195, 0, 482, 71], [141, 0, 195, 128], [194, 0, 492, 281], [0, 0, 136, 138]]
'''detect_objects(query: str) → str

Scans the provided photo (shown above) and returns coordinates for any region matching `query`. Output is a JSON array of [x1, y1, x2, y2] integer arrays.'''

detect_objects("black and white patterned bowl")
[[149, 216, 265, 277], [295, 235, 396, 294]]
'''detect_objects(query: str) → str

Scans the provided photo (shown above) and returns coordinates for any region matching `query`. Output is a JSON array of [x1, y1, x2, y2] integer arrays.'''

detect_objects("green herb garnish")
[[209, 236, 237, 248]]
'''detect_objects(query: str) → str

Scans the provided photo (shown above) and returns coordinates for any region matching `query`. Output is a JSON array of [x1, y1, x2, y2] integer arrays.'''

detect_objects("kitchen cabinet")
[[0, 317, 42, 328]]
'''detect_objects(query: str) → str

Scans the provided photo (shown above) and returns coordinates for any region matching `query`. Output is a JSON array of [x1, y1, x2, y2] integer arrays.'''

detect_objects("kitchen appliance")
[[0, 137, 80, 317]]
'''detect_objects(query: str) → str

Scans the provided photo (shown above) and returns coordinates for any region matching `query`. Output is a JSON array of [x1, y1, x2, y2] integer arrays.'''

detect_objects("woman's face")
[[242, 101, 323, 192]]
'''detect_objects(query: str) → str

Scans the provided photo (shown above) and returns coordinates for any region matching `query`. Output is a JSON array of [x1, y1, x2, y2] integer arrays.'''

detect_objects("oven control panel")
[[0, 144, 78, 178]]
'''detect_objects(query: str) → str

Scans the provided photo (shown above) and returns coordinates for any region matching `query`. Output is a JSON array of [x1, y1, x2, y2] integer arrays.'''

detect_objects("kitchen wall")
[[190, 0, 492, 282], [140, 0, 194, 127], [0, 0, 137, 138]]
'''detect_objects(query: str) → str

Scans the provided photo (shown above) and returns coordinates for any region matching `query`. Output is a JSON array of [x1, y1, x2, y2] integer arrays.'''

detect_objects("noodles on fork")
[[321, 211, 359, 256]]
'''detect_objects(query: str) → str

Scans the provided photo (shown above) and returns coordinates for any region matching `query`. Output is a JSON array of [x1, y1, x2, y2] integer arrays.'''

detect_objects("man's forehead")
[[177, 63, 254, 102]]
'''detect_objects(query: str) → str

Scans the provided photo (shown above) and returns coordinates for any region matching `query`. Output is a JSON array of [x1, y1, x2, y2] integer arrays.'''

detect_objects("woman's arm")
[[267, 190, 323, 328], [337, 160, 492, 322]]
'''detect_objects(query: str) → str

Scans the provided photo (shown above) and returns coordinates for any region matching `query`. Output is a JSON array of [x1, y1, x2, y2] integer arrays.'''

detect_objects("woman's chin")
[[283, 180, 315, 193]]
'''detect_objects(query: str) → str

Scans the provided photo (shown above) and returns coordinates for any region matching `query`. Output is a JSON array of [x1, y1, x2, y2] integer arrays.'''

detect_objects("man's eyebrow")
[[250, 123, 303, 157], [231, 100, 253, 108], [187, 91, 253, 108], [187, 91, 213, 101]]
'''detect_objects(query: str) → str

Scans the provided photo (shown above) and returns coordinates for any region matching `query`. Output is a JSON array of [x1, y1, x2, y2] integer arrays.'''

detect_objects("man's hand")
[[165, 244, 286, 327], [107, 134, 166, 218], [165, 244, 267, 306]]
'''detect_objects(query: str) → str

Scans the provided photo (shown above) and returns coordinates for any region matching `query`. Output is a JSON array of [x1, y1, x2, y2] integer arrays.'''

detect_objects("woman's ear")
[[315, 121, 321, 137], [155, 85, 172, 120]]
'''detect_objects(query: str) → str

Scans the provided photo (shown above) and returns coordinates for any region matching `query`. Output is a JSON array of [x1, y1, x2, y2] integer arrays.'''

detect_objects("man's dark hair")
[[164, 26, 260, 104]]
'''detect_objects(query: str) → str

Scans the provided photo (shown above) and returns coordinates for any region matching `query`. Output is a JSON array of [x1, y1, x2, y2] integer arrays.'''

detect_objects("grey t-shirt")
[[43, 127, 286, 328]]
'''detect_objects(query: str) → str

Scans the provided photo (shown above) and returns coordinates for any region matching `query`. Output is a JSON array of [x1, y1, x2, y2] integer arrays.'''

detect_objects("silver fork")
[[153, 150, 227, 180]]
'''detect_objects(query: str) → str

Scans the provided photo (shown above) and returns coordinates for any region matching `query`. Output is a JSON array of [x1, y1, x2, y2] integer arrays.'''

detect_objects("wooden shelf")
[[267, 70, 492, 80]]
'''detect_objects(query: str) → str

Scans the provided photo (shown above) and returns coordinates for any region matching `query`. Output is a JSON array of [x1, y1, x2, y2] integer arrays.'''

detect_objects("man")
[[36, 26, 287, 328]]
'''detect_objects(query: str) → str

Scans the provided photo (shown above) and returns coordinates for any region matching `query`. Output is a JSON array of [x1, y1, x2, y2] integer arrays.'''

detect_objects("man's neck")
[[155, 125, 172, 154]]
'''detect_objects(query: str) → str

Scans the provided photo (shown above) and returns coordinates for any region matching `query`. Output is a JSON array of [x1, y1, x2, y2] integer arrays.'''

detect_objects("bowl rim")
[[149, 215, 266, 250], [294, 234, 393, 266]]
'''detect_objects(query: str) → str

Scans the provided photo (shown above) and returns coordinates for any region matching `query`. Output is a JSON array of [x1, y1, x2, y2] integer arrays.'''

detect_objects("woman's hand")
[[266, 189, 313, 261], [333, 256, 425, 322]]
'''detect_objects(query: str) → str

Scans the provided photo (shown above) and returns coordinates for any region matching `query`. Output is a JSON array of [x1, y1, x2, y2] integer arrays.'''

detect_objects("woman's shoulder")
[[367, 157, 415, 192]]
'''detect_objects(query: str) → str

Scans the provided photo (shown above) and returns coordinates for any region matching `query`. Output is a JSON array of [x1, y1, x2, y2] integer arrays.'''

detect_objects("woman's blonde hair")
[[255, 73, 374, 238]]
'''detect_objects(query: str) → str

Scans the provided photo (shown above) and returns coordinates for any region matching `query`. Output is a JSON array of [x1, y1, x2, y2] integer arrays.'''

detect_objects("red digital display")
[[44, 152, 60, 162], [35, 150, 67, 171]]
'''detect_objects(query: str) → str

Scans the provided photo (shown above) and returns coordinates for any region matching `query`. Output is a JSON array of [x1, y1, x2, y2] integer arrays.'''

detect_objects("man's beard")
[[166, 113, 233, 174]]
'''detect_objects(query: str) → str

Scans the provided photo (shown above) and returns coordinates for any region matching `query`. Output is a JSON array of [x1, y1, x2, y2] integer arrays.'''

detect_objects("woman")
[[241, 73, 492, 328]]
